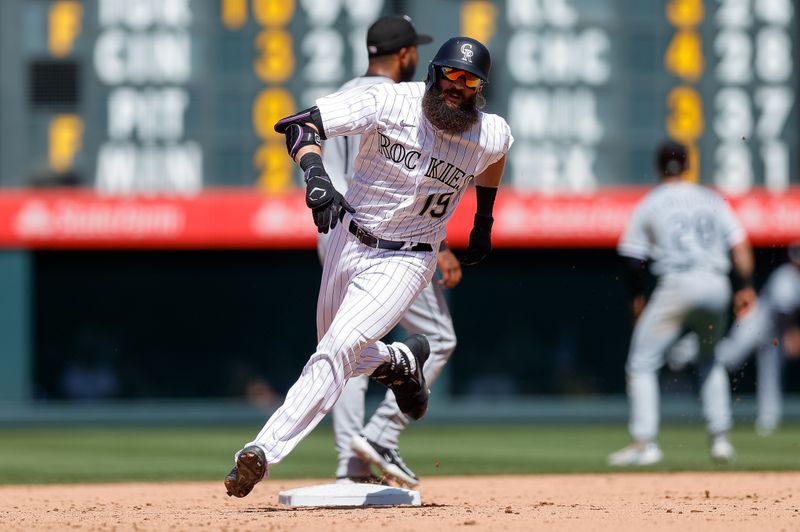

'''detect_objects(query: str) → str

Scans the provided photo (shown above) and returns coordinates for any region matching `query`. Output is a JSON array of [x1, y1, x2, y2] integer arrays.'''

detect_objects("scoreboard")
[[0, 0, 797, 197], [489, 0, 798, 193]]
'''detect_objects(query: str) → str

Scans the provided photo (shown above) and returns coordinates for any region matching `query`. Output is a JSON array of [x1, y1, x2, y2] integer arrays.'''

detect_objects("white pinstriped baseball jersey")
[[316, 81, 513, 244], [618, 181, 746, 276], [322, 75, 393, 194]]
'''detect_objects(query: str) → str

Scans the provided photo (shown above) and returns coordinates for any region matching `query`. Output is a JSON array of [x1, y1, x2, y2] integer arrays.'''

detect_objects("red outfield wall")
[[0, 187, 799, 249]]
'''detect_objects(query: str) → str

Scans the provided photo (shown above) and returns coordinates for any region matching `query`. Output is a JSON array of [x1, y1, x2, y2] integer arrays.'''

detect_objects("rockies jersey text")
[[316, 81, 513, 244]]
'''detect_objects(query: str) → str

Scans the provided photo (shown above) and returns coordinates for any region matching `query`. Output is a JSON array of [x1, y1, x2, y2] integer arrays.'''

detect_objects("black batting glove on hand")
[[304, 166, 354, 234], [460, 213, 493, 266]]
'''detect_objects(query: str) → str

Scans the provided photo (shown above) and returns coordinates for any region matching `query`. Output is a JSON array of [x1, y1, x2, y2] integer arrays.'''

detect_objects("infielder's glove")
[[460, 213, 493, 265], [304, 166, 354, 233]]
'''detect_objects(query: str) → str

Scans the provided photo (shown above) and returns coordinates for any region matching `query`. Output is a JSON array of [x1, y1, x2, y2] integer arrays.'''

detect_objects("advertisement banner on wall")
[[1, 188, 799, 249]]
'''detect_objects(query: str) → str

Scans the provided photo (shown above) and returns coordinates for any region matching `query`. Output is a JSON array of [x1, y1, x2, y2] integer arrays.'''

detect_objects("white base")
[[278, 482, 421, 507]]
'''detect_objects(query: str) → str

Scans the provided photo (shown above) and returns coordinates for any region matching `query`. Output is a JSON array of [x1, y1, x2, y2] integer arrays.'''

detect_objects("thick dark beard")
[[399, 61, 416, 82], [422, 84, 479, 134]]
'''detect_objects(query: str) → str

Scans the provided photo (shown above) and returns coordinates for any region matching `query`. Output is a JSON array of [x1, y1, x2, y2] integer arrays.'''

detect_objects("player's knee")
[[626, 355, 662, 374], [320, 325, 369, 358], [303, 351, 348, 391], [718, 355, 739, 372]]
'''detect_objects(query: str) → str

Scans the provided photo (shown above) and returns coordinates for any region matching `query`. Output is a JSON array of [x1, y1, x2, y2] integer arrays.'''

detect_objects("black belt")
[[348, 220, 433, 252]]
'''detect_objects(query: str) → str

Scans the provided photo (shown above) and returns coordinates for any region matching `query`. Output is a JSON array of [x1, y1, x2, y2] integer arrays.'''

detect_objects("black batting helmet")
[[656, 140, 688, 178], [426, 36, 491, 90]]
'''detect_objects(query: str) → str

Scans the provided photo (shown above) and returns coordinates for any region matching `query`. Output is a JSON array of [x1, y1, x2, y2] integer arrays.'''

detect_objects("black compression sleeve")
[[622, 256, 648, 299], [475, 186, 498, 216], [299, 152, 324, 171], [730, 268, 753, 291]]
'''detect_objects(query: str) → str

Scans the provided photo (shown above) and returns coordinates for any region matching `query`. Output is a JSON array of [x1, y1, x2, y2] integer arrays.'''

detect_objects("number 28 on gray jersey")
[[618, 182, 746, 276]]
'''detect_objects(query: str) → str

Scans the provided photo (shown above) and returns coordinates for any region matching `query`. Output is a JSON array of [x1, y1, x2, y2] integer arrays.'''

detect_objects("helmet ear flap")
[[425, 62, 437, 91]]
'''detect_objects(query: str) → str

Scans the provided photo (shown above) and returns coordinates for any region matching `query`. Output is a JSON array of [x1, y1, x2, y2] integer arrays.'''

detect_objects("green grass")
[[1, 424, 799, 484]]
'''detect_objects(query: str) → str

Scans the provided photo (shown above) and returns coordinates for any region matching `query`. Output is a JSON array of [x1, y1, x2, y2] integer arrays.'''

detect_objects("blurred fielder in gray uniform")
[[608, 141, 756, 466], [668, 242, 800, 435], [784, 308, 800, 359], [318, 15, 461, 487]]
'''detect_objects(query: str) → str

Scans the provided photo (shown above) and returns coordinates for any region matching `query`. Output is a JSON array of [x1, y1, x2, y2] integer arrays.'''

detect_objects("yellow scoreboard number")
[[47, 1, 84, 175], [223, 0, 297, 192], [664, 0, 704, 183]]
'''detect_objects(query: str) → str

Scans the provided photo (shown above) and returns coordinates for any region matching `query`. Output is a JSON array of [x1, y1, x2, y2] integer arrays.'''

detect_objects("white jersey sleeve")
[[716, 197, 747, 248], [486, 119, 514, 168], [316, 84, 381, 139], [618, 202, 651, 261], [321, 77, 393, 194]]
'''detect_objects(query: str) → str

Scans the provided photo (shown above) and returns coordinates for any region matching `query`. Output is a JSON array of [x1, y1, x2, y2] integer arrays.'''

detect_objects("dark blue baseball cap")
[[367, 15, 433, 56]]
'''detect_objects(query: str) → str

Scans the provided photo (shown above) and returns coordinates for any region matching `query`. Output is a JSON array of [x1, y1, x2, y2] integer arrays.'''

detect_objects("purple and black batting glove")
[[304, 166, 354, 234]]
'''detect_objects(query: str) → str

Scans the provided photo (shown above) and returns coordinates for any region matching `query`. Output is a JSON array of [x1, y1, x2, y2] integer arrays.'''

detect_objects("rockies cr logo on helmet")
[[460, 43, 474, 62]]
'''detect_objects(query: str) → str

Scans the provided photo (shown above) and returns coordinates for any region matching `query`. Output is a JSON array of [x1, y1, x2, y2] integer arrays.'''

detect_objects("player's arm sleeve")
[[622, 256, 649, 299], [618, 204, 651, 299], [315, 84, 380, 139], [716, 194, 753, 288], [617, 204, 651, 262], [717, 196, 747, 248], [486, 119, 514, 167]]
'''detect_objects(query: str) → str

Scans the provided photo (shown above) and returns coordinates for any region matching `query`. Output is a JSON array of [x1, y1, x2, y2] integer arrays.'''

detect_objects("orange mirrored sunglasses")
[[440, 66, 484, 89]]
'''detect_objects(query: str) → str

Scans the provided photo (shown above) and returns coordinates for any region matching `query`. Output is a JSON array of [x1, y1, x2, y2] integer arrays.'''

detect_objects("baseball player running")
[[224, 36, 512, 498], [318, 15, 461, 487], [667, 242, 800, 435], [608, 141, 756, 466]]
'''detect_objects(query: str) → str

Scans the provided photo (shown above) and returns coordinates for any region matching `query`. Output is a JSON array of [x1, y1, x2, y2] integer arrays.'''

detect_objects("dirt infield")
[[2, 472, 798, 531]]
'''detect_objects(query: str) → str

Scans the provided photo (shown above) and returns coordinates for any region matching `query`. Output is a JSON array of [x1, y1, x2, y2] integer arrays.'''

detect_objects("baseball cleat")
[[351, 434, 419, 487], [224, 445, 268, 498], [710, 435, 736, 462], [755, 419, 778, 437], [370, 334, 430, 420], [607, 442, 663, 466], [755, 425, 776, 438]]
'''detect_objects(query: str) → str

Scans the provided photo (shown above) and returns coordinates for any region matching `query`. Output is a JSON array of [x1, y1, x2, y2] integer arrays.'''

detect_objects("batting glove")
[[304, 166, 354, 234], [460, 213, 493, 266]]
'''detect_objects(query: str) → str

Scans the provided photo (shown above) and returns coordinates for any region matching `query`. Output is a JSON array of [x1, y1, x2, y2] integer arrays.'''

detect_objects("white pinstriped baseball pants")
[[332, 278, 457, 478], [242, 221, 437, 466]]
